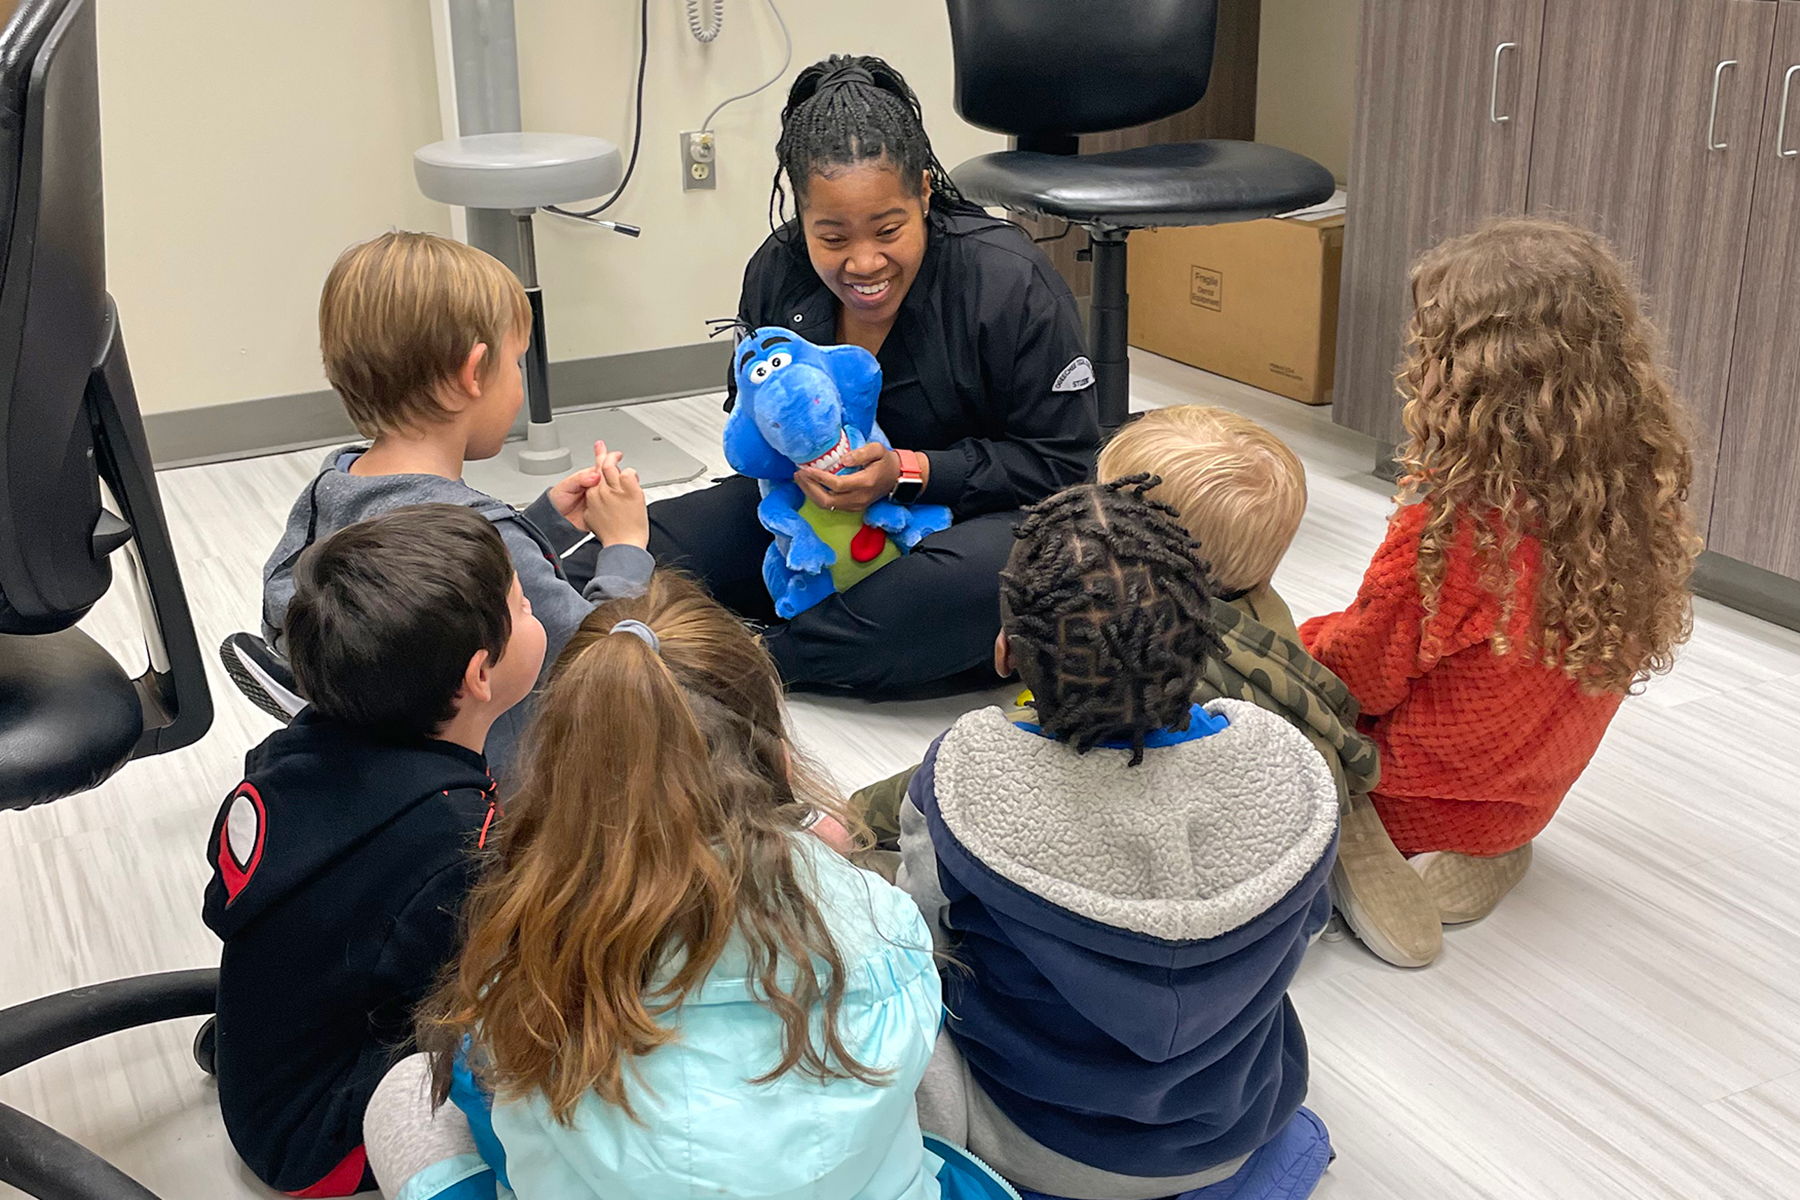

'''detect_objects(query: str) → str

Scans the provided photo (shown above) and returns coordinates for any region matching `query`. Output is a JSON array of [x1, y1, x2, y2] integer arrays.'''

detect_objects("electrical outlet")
[[681, 131, 717, 191]]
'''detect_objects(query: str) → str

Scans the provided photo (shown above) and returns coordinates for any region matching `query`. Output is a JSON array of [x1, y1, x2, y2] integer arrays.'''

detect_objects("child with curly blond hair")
[[1302, 218, 1702, 925]]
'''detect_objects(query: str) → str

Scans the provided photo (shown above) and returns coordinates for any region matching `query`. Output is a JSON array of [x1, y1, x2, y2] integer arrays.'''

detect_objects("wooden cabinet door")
[[1332, 0, 1546, 445], [1527, 0, 1776, 536], [1707, 3, 1800, 577]]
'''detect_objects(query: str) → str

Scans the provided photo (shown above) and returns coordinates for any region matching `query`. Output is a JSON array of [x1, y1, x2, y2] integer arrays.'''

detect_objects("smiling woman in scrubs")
[[648, 55, 1099, 693]]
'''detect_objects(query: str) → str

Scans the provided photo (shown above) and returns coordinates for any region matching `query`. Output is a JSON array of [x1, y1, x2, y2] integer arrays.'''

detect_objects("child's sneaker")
[[219, 632, 305, 722], [1330, 792, 1442, 967], [1410, 842, 1533, 924]]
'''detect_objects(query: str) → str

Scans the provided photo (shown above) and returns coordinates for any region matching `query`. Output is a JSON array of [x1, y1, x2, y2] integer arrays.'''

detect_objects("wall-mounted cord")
[[545, 0, 648, 222], [687, 0, 725, 43], [544, 0, 789, 231], [542, 210, 640, 236], [700, 0, 791, 132]]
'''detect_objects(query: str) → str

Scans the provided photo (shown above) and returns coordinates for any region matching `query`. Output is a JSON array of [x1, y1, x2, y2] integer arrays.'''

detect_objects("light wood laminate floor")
[[4, 352, 1798, 1199]]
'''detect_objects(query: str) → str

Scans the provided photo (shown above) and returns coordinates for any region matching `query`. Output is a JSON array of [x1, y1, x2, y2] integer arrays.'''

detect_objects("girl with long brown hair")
[[395, 572, 946, 1200], [1302, 218, 1701, 928]]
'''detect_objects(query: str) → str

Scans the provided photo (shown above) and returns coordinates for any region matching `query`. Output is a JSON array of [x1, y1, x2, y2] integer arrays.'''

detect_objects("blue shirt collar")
[[1014, 701, 1229, 749]]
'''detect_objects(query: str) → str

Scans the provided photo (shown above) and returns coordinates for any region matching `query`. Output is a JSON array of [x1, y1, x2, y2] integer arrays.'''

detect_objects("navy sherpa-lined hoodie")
[[202, 710, 497, 1196], [898, 699, 1338, 1199]]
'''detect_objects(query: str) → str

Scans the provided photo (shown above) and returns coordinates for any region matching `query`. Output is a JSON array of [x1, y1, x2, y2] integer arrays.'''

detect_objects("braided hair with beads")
[[1001, 475, 1226, 766], [770, 54, 982, 232]]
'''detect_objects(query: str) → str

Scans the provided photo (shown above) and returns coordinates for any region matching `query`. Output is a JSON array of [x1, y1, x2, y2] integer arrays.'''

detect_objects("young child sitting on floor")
[[856, 405, 1436, 967], [1097, 406, 1438, 967], [1302, 217, 1701, 924], [366, 573, 983, 1200], [234, 231, 649, 773], [898, 478, 1339, 1200], [203, 505, 546, 1197]]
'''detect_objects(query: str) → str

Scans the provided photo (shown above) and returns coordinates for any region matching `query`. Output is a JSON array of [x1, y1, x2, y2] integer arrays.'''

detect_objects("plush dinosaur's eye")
[[748, 361, 773, 384], [766, 352, 792, 371]]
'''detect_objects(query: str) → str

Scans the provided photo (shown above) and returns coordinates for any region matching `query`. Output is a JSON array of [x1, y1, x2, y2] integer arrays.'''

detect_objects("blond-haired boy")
[[231, 232, 649, 774], [856, 405, 1439, 966], [1098, 405, 1439, 967], [1098, 405, 1305, 596]]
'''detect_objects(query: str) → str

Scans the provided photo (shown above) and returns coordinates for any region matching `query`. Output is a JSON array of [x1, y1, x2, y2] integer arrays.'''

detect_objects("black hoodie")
[[202, 711, 497, 1194]]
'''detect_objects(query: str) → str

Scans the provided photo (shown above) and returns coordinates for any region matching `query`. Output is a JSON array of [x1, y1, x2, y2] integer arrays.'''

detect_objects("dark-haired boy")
[[203, 505, 545, 1197], [898, 480, 1339, 1200]]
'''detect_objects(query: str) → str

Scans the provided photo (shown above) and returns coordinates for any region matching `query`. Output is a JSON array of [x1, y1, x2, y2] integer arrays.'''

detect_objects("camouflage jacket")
[[1197, 586, 1379, 811]]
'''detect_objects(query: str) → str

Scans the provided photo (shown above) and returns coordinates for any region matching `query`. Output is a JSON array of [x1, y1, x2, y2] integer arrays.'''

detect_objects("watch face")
[[893, 479, 924, 505]]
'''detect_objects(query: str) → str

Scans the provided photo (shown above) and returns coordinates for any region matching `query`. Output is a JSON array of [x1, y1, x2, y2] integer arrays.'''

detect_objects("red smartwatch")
[[889, 448, 926, 505]]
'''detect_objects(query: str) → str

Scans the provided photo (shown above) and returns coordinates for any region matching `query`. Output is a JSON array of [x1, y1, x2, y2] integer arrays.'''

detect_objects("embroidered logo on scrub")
[[218, 782, 267, 904], [1052, 356, 1095, 392]]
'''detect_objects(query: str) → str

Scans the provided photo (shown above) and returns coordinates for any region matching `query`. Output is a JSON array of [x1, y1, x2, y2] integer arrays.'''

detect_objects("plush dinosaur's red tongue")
[[850, 524, 889, 564]]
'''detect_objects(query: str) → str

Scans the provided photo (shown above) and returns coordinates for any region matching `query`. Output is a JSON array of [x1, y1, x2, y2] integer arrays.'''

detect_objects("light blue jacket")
[[490, 838, 944, 1200]]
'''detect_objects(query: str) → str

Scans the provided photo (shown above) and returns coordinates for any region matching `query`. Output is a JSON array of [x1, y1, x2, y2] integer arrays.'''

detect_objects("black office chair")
[[945, 0, 1337, 427], [0, 1, 217, 1197]]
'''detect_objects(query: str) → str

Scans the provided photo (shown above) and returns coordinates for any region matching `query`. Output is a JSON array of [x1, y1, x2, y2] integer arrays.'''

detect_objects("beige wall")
[[96, 2, 1004, 415], [97, 2, 447, 415], [1255, 0, 1360, 183]]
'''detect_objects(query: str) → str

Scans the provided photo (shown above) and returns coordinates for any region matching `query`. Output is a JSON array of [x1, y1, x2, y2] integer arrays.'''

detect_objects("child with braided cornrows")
[[898, 478, 1340, 1200]]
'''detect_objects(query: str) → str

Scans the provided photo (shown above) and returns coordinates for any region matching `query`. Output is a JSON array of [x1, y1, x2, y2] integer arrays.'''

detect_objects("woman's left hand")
[[794, 443, 901, 513]]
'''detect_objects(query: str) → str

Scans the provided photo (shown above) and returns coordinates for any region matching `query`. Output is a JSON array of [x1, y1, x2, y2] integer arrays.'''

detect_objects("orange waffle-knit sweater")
[[1298, 502, 1622, 857]]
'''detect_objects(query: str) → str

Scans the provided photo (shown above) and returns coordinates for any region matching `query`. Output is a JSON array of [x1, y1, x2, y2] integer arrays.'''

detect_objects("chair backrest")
[[0, 0, 211, 755], [945, 0, 1218, 146], [0, 0, 109, 633]]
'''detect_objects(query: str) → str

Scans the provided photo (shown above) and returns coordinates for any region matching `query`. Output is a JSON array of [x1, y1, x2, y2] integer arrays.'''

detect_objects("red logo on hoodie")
[[218, 782, 267, 904]]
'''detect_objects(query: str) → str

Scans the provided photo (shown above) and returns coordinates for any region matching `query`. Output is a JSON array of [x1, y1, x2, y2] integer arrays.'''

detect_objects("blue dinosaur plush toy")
[[724, 327, 953, 619]]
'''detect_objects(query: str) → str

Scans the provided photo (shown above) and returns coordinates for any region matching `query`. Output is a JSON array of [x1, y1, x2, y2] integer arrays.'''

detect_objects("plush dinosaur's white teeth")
[[802, 431, 852, 472]]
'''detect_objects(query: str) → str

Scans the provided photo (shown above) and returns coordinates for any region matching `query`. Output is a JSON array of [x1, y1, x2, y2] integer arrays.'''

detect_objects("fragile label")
[[1190, 266, 1223, 312]]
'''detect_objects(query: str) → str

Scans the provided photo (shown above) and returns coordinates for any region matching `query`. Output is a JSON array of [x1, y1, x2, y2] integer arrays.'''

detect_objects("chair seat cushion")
[[0, 628, 142, 811], [413, 132, 623, 209], [953, 140, 1336, 230]]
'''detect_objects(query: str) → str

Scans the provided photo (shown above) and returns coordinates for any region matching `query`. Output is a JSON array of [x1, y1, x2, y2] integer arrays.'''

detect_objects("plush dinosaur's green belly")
[[799, 500, 900, 592]]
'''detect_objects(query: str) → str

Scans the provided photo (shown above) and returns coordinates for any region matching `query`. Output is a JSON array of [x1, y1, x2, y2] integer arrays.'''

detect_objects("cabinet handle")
[[1779, 64, 1799, 159], [1490, 42, 1517, 124], [1708, 59, 1739, 151]]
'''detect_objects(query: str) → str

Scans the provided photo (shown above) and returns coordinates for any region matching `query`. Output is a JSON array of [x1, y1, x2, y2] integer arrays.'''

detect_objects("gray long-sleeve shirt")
[[261, 447, 652, 774]]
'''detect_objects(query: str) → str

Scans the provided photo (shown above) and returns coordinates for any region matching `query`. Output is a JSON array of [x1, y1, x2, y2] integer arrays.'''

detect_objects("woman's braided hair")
[[1001, 476, 1226, 766], [770, 54, 978, 232]]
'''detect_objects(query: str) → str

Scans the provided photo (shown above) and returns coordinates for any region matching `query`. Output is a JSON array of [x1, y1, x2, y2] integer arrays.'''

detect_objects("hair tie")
[[609, 619, 660, 654], [816, 64, 875, 94]]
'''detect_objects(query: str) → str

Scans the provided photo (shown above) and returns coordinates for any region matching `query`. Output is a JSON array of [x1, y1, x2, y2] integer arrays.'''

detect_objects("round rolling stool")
[[413, 132, 623, 477]]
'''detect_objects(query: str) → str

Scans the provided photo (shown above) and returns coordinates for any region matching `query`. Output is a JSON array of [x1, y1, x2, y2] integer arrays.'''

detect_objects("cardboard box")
[[1127, 211, 1345, 405]]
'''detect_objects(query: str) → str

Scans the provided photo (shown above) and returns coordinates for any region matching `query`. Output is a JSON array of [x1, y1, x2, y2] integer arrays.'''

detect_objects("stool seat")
[[953, 140, 1336, 230], [413, 132, 623, 210], [0, 628, 143, 811]]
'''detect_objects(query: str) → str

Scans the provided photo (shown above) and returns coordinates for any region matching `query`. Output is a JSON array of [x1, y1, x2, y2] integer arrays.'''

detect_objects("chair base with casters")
[[413, 132, 706, 506], [944, 1, 1338, 429], [0, 972, 219, 1200]]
